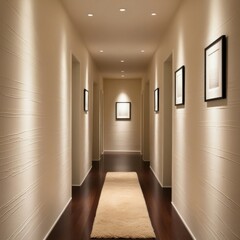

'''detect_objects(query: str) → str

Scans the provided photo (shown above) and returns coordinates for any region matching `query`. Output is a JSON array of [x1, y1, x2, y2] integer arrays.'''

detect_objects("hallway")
[[47, 154, 192, 240], [1, 0, 240, 239]]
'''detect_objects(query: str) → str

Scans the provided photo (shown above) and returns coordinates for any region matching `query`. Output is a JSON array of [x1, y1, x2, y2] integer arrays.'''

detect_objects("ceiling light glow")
[[121, 60, 125, 63], [141, 50, 145, 53], [151, 13, 157, 16], [100, 50, 104, 53], [88, 13, 93, 17], [120, 8, 126, 12]]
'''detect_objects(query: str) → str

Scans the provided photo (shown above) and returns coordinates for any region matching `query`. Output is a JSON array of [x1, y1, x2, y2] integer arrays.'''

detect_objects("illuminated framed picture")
[[175, 66, 185, 106], [84, 89, 89, 112], [116, 102, 131, 120], [154, 88, 159, 112], [204, 35, 226, 101]]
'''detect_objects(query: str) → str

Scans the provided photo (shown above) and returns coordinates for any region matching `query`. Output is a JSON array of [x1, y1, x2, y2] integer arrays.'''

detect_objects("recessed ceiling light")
[[141, 50, 145, 53], [88, 13, 93, 17], [120, 8, 126, 12], [121, 70, 125, 73], [151, 13, 157, 16], [121, 75, 125, 77], [100, 50, 104, 53], [121, 60, 125, 63]]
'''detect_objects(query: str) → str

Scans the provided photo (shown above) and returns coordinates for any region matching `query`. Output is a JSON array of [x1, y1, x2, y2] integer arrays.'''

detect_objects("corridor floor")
[[47, 154, 192, 240]]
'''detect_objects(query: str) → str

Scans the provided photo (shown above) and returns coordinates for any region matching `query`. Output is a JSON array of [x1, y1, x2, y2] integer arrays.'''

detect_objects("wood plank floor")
[[47, 153, 192, 240]]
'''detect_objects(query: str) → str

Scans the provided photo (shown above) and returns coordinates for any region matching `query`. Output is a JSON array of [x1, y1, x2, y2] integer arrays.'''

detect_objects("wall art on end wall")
[[175, 65, 185, 106], [204, 35, 226, 101], [84, 89, 89, 112], [154, 88, 159, 112], [116, 102, 131, 120]]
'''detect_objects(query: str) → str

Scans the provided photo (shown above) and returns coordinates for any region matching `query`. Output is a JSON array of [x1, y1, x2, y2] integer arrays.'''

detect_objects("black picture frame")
[[175, 66, 185, 106], [154, 88, 159, 112], [204, 35, 226, 101], [115, 102, 131, 120], [84, 89, 89, 112]]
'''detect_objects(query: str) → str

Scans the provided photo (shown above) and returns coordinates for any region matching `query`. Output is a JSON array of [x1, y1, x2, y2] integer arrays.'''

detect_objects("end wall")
[[103, 78, 141, 153]]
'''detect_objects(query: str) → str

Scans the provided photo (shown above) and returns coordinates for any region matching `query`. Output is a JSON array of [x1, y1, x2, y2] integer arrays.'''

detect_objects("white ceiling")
[[61, 0, 182, 79]]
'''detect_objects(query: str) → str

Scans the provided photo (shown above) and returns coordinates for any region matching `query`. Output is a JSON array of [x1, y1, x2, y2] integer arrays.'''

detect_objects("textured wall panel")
[[148, 0, 240, 239], [0, 0, 96, 239]]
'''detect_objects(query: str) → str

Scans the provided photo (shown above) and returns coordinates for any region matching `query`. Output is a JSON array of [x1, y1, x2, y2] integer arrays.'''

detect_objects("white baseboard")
[[72, 184, 81, 187], [150, 166, 163, 187], [142, 159, 150, 162], [43, 198, 72, 240], [150, 166, 172, 188], [104, 150, 141, 154], [80, 166, 92, 186], [171, 202, 196, 240], [72, 166, 92, 187]]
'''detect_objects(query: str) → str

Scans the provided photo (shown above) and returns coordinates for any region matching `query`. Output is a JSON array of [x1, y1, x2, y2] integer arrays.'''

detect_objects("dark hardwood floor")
[[47, 153, 192, 240]]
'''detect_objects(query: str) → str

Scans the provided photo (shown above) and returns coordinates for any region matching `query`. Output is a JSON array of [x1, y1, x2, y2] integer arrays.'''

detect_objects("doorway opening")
[[163, 54, 173, 187], [142, 82, 150, 161], [71, 55, 80, 188]]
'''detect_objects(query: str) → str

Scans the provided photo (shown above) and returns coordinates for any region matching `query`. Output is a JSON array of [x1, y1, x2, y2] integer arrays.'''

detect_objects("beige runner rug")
[[91, 172, 156, 239]]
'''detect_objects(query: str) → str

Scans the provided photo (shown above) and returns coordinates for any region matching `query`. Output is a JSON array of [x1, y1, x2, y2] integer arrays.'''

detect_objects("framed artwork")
[[175, 66, 185, 106], [154, 88, 159, 112], [204, 35, 226, 101], [84, 89, 89, 112], [115, 102, 131, 120]]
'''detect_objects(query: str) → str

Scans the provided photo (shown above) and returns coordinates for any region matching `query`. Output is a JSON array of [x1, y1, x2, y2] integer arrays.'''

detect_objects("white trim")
[[150, 166, 172, 188], [43, 198, 72, 240], [72, 166, 92, 187], [171, 202, 196, 240], [80, 166, 92, 186], [104, 150, 141, 154], [150, 166, 163, 187], [142, 159, 150, 162]]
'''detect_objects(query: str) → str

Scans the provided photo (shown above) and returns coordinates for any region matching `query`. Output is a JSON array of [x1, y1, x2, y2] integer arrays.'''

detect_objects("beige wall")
[[0, 0, 98, 239], [148, 0, 240, 239], [103, 78, 141, 152]]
